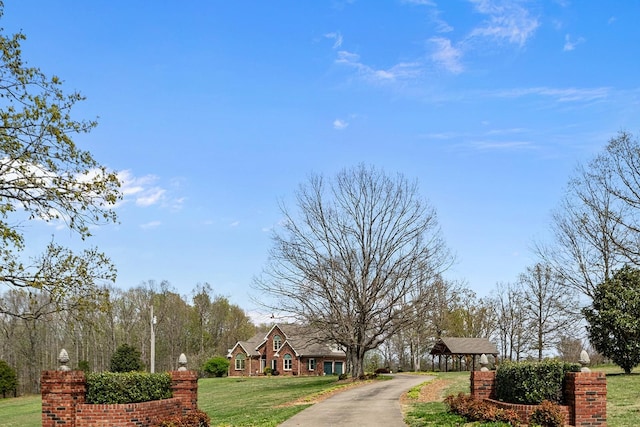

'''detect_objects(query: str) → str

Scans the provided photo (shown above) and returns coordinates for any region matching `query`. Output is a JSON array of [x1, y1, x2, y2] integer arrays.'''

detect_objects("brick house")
[[226, 324, 347, 377]]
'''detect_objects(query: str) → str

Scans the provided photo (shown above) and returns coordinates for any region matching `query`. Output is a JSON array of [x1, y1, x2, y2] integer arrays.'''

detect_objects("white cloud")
[[469, 140, 533, 150], [493, 86, 610, 103], [335, 50, 422, 83], [325, 32, 343, 49], [333, 119, 349, 130], [430, 37, 464, 74], [136, 188, 166, 207], [140, 220, 161, 230], [468, 0, 539, 47], [563, 34, 585, 51], [401, 0, 435, 5], [117, 170, 184, 210], [230, 221, 240, 227], [118, 170, 165, 206]]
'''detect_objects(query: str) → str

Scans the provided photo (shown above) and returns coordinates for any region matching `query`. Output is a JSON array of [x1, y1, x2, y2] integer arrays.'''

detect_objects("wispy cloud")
[[468, 140, 534, 150], [403, 0, 452, 32], [329, 0, 538, 83], [333, 119, 349, 130], [563, 34, 585, 51], [140, 220, 161, 230], [430, 37, 464, 74], [325, 31, 343, 49], [335, 50, 422, 83], [493, 86, 610, 102], [401, 0, 435, 5], [117, 170, 184, 209], [468, 0, 539, 47]]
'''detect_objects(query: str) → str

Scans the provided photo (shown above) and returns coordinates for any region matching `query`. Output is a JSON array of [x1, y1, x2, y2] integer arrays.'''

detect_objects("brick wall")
[[41, 370, 199, 427], [565, 372, 607, 426], [75, 398, 182, 427], [469, 370, 495, 400], [470, 370, 607, 427]]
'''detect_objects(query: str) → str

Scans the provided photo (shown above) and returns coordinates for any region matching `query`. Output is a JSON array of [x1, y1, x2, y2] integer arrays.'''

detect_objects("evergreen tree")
[[583, 265, 640, 374], [110, 344, 143, 372], [0, 360, 17, 397]]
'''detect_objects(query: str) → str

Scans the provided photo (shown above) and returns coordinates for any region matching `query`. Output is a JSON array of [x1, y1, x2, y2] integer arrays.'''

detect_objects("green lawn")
[[1, 367, 639, 426], [598, 365, 640, 427], [0, 394, 41, 427], [198, 375, 342, 427]]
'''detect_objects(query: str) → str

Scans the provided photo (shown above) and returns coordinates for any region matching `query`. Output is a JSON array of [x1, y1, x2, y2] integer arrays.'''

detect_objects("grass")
[[198, 375, 344, 427], [0, 394, 41, 427], [1, 366, 639, 426], [598, 365, 640, 427]]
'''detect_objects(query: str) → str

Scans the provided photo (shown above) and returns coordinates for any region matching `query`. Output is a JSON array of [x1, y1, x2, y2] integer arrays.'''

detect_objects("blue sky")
[[4, 1, 639, 318]]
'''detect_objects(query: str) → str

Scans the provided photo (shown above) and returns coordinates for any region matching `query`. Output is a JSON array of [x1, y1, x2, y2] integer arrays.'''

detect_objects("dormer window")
[[273, 335, 282, 351]]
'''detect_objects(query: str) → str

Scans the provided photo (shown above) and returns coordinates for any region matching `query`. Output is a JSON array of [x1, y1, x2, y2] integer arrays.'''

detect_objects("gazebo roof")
[[429, 337, 498, 356]]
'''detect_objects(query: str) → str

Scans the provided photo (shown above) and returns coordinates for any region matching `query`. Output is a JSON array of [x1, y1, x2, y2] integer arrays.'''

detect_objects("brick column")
[[170, 370, 198, 414], [470, 371, 496, 400], [565, 371, 607, 427], [41, 370, 86, 427]]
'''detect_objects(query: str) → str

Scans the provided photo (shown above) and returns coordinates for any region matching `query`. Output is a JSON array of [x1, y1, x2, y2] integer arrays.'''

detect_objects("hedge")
[[495, 359, 580, 404], [85, 372, 172, 404]]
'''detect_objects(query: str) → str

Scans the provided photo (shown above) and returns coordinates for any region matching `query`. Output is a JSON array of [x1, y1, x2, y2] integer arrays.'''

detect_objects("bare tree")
[[535, 132, 640, 302], [254, 164, 452, 377], [490, 282, 531, 361], [536, 163, 628, 300], [519, 264, 580, 361], [591, 131, 640, 264]]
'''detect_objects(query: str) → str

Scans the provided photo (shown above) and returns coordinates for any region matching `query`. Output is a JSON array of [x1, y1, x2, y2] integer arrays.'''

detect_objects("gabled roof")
[[227, 340, 261, 358], [430, 337, 498, 356], [228, 323, 345, 358]]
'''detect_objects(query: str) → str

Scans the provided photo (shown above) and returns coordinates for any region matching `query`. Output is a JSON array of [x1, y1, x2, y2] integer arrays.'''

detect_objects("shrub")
[[529, 400, 565, 427], [202, 357, 229, 377], [77, 360, 91, 373], [85, 372, 172, 404], [0, 360, 17, 398], [110, 343, 143, 372], [444, 393, 520, 426], [156, 409, 210, 427], [272, 369, 280, 376], [495, 359, 580, 404], [263, 367, 272, 375]]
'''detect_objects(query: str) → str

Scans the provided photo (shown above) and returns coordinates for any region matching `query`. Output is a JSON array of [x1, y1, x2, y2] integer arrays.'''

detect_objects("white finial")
[[580, 350, 591, 372], [479, 354, 489, 371], [58, 349, 71, 371], [178, 353, 188, 371]]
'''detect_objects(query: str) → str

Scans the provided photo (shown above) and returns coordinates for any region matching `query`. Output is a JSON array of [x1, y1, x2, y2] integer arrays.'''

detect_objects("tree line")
[[0, 280, 255, 394]]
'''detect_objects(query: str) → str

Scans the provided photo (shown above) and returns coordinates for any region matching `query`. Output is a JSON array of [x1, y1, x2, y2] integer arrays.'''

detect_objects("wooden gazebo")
[[429, 337, 498, 372]]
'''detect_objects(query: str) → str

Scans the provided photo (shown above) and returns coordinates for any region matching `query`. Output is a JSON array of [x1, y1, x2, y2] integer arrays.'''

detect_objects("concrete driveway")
[[278, 374, 433, 427]]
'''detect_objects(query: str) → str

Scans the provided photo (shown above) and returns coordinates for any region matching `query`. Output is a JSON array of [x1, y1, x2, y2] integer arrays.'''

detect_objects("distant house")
[[226, 323, 347, 377]]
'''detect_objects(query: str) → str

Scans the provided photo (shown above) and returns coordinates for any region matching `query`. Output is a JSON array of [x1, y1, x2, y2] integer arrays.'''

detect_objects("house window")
[[235, 354, 246, 370], [271, 359, 277, 371], [308, 358, 316, 371], [273, 335, 282, 351], [283, 354, 292, 371]]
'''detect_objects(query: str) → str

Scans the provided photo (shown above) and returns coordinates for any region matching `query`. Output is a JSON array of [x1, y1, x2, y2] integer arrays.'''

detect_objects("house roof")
[[429, 337, 498, 356], [228, 323, 345, 358]]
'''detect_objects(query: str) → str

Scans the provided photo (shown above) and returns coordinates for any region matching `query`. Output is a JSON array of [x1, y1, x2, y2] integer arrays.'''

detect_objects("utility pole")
[[150, 305, 157, 373]]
